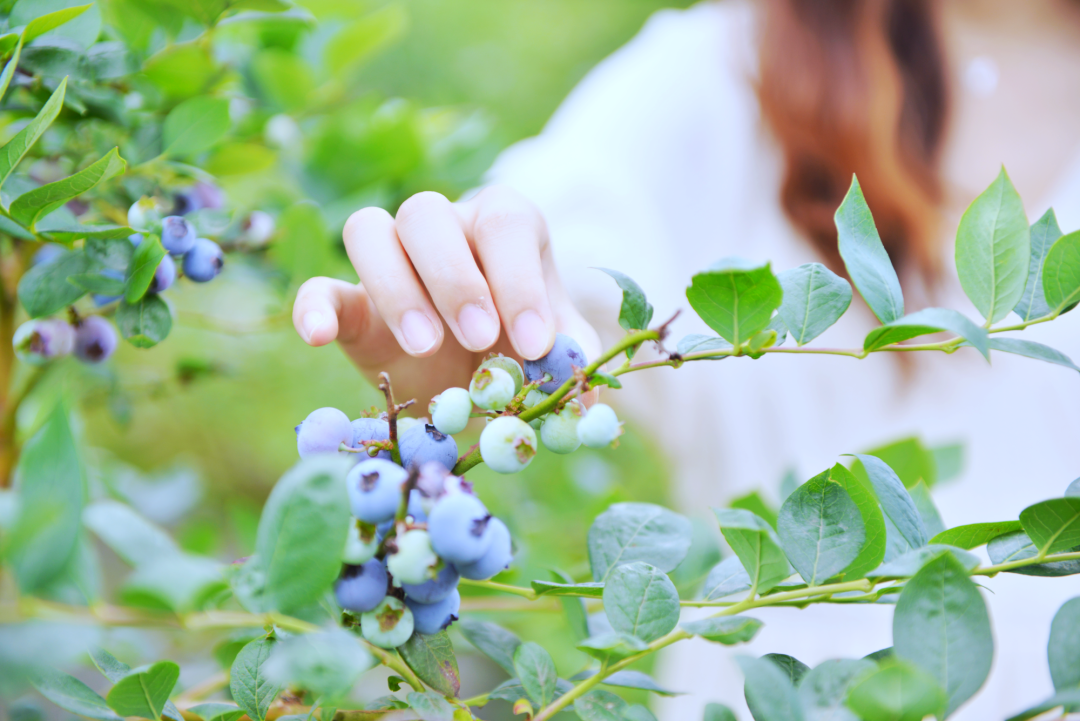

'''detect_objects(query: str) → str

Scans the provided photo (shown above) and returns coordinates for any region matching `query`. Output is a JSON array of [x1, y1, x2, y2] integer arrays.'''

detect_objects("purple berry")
[[427, 492, 492, 565], [351, 417, 390, 460], [406, 589, 460, 635], [399, 423, 458, 471], [182, 238, 224, 282], [13, 319, 74, 365], [334, 559, 388, 613], [296, 407, 352, 458], [160, 216, 196, 254], [74, 316, 118, 364], [402, 563, 459, 604], [524, 333, 587, 393], [149, 254, 176, 294], [455, 517, 513, 580]]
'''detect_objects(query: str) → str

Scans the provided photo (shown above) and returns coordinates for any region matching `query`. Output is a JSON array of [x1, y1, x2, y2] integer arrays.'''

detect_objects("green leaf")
[[866, 544, 979, 579], [986, 530, 1080, 577], [405, 691, 454, 721], [162, 96, 231, 157], [862, 437, 936, 489], [712, 508, 790, 594], [828, 464, 887, 580], [985, 337, 1079, 372], [458, 619, 520, 675], [845, 661, 947, 721], [1004, 689, 1080, 721], [5, 403, 83, 592], [250, 48, 314, 112], [0, 37, 23, 104], [1049, 597, 1080, 691], [576, 633, 648, 664], [90, 647, 131, 682], [602, 561, 680, 643], [17, 247, 93, 317], [704, 703, 738, 721], [835, 175, 904, 324], [323, 6, 406, 79], [85, 235, 136, 270], [765, 654, 810, 687], [106, 661, 180, 721], [680, 615, 762, 645], [31, 668, 122, 721], [263, 629, 374, 701], [11, 0, 101, 48], [893, 553, 993, 716], [597, 268, 654, 357], [23, 4, 92, 43], [686, 258, 784, 346], [569, 669, 681, 696], [676, 333, 732, 357], [230, 637, 282, 721], [908, 481, 945, 538], [955, 167, 1031, 322], [777, 471, 866, 585], [588, 502, 692, 581], [699, 556, 751, 600], [513, 641, 557, 709], [1042, 229, 1080, 313], [862, 308, 989, 359], [1014, 208, 1062, 321], [398, 629, 459, 697], [115, 294, 172, 348], [1019, 497, 1080, 556], [143, 43, 216, 99], [730, 490, 778, 530], [776, 263, 852, 345], [0, 76, 66, 192], [121, 553, 226, 613], [929, 521, 1023, 550], [82, 500, 178, 567], [852, 455, 928, 551], [67, 272, 125, 295], [11, 148, 126, 230], [189, 704, 244, 721], [549, 569, 590, 642], [574, 688, 628, 721], [737, 655, 805, 721], [797, 659, 875, 721], [530, 580, 605, 598], [124, 234, 167, 303]]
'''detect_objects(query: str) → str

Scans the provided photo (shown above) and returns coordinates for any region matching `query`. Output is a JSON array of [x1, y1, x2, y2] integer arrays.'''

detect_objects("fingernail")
[[302, 311, 324, 343], [457, 303, 498, 350], [513, 310, 549, 359], [401, 310, 438, 353]]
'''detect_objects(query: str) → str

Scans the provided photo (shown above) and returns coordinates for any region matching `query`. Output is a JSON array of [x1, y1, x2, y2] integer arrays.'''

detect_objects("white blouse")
[[488, 1, 1080, 719]]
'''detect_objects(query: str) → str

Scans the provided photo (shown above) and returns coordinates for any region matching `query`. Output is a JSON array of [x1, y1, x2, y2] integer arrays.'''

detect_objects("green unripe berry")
[[342, 520, 379, 565], [430, 387, 472, 435], [361, 596, 414, 648], [397, 417, 427, 434], [480, 416, 538, 473], [577, 403, 623, 448], [540, 400, 583, 454], [469, 367, 515, 410], [387, 529, 438, 585], [479, 355, 524, 394]]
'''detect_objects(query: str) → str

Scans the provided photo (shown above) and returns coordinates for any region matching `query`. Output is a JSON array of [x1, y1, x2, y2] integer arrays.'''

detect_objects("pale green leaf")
[[23, 4, 92, 43], [574, 688, 628, 721], [686, 258, 783, 346], [737, 655, 805, 721], [1019, 497, 1080, 555], [513, 641, 557, 709], [1042, 229, 1080, 313], [124, 234, 166, 303], [777, 472, 865, 585], [699, 556, 751, 601], [17, 247, 94, 317], [680, 615, 762, 645], [264, 629, 374, 701], [835, 175, 903, 324], [866, 544, 979, 579], [588, 502, 692, 581], [986, 337, 1079, 372], [1013, 208, 1061, 321], [862, 308, 989, 359], [929, 521, 1023, 550], [797, 659, 875, 721], [82, 500, 179, 567], [457, 618, 520, 676], [846, 661, 947, 721], [853, 454, 928, 551], [230, 637, 281, 721], [712, 508, 790, 594], [1005, 689, 1080, 721], [106, 661, 180, 721], [10, 147, 126, 229], [597, 267, 654, 332], [987, 530, 1080, 577], [398, 630, 459, 697], [829, 463, 886, 580], [0, 76, 66, 192], [1049, 597, 1080, 691], [576, 632, 648, 664], [530, 580, 604, 598], [188, 703, 245, 721], [776, 262, 852, 345], [115, 294, 172, 348], [602, 561, 680, 643], [0, 37, 23, 104], [31, 667, 122, 721], [405, 691, 454, 721], [569, 669, 681, 696], [162, 96, 231, 157]]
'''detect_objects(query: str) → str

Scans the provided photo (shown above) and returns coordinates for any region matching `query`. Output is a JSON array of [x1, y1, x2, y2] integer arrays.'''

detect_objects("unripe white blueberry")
[[430, 387, 472, 435], [577, 403, 623, 448], [397, 417, 427, 434], [479, 355, 524, 394], [479, 416, 537, 474], [387, 529, 439, 586], [295, 407, 352, 458], [361, 596, 414, 649], [540, 400, 583, 454], [469, 367, 515, 411], [342, 520, 379, 565], [522, 388, 548, 429], [127, 197, 163, 230]]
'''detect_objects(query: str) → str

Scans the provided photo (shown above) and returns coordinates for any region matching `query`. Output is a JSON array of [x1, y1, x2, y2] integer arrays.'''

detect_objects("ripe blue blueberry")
[[455, 517, 513, 580], [149, 254, 176, 294], [346, 458, 408, 523], [401, 563, 459, 603], [430, 387, 472, 435], [160, 216, 196, 254], [524, 333, 587, 393], [351, 417, 390, 460], [343, 520, 379, 565], [469, 367, 515, 411], [479, 355, 524, 394], [406, 589, 461, 635], [387, 529, 438, 586], [427, 491, 492, 565], [296, 407, 353, 458], [13, 319, 74, 365], [182, 238, 224, 282], [334, 558, 388, 613], [479, 416, 537, 474], [399, 423, 458, 470], [407, 489, 427, 523], [74, 316, 118, 364], [577, 403, 623, 448], [540, 400, 583, 454], [360, 596, 414, 649]]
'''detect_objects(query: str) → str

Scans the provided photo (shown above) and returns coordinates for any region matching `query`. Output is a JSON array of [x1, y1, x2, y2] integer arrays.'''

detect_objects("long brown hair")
[[757, 0, 948, 283]]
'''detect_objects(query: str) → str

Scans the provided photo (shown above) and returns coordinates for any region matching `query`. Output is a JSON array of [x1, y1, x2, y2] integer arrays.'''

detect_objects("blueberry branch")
[[377, 372, 414, 467]]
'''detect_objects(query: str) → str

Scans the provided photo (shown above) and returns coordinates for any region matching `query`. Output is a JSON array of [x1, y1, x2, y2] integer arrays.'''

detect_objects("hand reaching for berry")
[[291, 185, 602, 405]]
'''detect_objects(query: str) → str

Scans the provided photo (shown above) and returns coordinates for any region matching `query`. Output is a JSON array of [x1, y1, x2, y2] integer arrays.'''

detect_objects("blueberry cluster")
[[13, 315, 118, 365], [128, 203, 224, 287], [293, 334, 624, 648]]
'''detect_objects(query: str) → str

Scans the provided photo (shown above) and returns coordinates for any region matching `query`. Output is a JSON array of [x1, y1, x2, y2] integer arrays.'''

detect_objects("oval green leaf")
[[835, 175, 904, 324], [776, 262, 852, 345], [777, 472, 866, 585], [686, 257, 783, 346], [602, 561, 680, 643]]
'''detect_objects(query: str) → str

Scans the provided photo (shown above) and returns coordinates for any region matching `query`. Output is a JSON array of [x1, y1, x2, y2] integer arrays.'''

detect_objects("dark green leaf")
[[987, 337, 1079, 372], [700, 556, 751, 600], [405, 691, 453, 721], [929, 521, 1023, 550], [188, 703, 245, 721], [866, 544, 979, 579], [893, 553, 992, 716], [845, 661, 947, 721], [986, 530, 1080, 576], [1019, 497, 1080, 555], [569, 669, 681, 696], [115, 294, 172, 348], [712, 508, 790, 594], [106, 661, 180, 721], [513, 641, 557, 709], [686, 258, 784, 346], [955, 167, 1031, 323], [1005, 689, 1080, 721], [67, 272, 125, 295], [602, 561, 680, 643], [852, 455, 927, 551], [777, 472, 865, 585], [675, 334, 732, 358], [124, 234, 166, 303], [11, 147, 126, 229], [31, 668, 122, 721], [23, 4, 92, 43], [597, 267, 654, 333], [230, 637, 281, 721], [1041, 229, 1080, 314], [399, 629, 459, 697], [588, 502, 692, 581], [737, 655, 805, 721], [576, 633, 647, 664], [530, 580, 604, 598], [0, 77, 66, 191], [162, 96, 230, 157], [704, 703, 738, 721], [457, 618, 520, 675], [829, 464, 886, 580], [776, 263, 852, 345], [1014, 208, 1062, 321], [17, 248, 93, 317], [680, 615, 762, 645], [85, 235, 135, 271], [0, 37, 23, 104], [1049, 597, 1080, 691], [797, 659, 875, 721], [863, 308, 989, 359], [263, 630, 373, 700], [764, 654, 810, 687], [835, 175, 904, 324], [574, 688, 628, 721]]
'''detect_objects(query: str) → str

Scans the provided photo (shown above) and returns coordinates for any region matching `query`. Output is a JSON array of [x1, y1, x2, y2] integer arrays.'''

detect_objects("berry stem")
[[377, 372, 415, 467]]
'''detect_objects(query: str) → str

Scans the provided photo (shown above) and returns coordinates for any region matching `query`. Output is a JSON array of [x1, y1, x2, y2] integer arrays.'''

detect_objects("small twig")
[[377, 372, 415, 466]]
